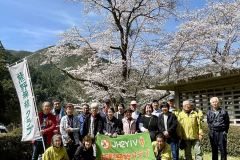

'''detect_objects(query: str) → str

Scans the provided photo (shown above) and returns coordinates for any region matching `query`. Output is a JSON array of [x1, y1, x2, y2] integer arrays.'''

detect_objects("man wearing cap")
[[100, 98, 111, 119], [130, 100, 142, 132], [152, 99, 161, 117], [130, 100, 141, 120], [122, 108, 137, 134], [168, 95, 180, 116]]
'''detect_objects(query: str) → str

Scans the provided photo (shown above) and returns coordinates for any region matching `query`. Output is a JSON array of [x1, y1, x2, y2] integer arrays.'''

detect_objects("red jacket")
[[38, 112, 56, 145]]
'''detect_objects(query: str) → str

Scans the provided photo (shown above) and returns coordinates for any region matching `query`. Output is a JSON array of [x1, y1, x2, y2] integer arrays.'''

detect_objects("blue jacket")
[[78, 113, 90, 136]]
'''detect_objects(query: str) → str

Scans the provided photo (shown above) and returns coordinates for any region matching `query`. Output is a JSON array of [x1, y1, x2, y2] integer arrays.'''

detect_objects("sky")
[[0, 0, 207, 52]]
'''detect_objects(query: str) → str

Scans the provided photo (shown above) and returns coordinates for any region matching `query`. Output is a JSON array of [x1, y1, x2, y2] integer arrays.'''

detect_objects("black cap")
[[160, 101, 170, 108]]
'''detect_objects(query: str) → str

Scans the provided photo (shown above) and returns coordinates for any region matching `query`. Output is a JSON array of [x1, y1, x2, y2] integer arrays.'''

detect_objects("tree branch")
[[51, 62, 109, 91]]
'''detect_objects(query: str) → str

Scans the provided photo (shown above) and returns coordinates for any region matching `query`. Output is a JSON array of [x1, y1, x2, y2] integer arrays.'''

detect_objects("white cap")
[[90, 102, 99, 109], [130, 100, 137, 105]]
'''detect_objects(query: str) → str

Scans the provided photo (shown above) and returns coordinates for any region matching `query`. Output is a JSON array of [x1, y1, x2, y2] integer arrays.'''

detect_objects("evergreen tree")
[[0, 41, 20, 124]]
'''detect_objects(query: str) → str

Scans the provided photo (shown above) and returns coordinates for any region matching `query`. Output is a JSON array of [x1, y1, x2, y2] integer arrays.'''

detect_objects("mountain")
[[30, 47, 90, 104], [0, 44, 89, 124]]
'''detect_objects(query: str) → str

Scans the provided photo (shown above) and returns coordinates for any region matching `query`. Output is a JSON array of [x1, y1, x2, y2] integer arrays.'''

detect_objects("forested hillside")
[[0, 43, 23, 124], [0, 42, 88, 125]]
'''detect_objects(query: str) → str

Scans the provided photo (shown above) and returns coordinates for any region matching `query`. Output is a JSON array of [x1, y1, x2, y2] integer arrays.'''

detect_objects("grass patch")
[[203, 153, 240, 160], [179, 150, 240, 160]]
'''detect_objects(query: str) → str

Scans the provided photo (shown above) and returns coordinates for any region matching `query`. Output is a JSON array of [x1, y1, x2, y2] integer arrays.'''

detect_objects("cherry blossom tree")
[[44, 0, 240, 103], [45, 0, 177, 101], [156, 0, 240, 83]]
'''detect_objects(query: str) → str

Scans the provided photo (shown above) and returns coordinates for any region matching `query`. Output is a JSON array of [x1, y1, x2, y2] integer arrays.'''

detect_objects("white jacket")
[[60, 115, 80, 146]]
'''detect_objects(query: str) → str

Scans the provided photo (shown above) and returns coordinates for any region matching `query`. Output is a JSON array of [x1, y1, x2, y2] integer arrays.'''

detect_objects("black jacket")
[[103, 116, 122, 135], [158, 112, 178, 140], [140, 115, 159, 141], [74, 144, 95, 160], [207, 107, 230, 133], [83, 113, 103, 138]]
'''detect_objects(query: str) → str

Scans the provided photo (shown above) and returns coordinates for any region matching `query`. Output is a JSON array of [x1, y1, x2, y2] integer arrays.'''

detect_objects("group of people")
[[32, 96, 230, 160]]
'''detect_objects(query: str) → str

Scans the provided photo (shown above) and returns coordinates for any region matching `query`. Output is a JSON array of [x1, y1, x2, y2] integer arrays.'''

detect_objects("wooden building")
[[155, 70, 240, 125]]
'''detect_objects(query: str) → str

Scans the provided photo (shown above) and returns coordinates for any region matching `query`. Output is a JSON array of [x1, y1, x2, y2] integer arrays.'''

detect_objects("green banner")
[[96, 132, 156, 160]]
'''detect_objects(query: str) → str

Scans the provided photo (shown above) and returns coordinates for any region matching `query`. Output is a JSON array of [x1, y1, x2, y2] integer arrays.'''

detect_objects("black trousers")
[[209, 130, 227, 160], [32, 141, 44, 160], [66, 143, 78, 160]]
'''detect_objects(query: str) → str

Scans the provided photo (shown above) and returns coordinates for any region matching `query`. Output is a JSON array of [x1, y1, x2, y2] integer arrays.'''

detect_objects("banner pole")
[[25, 58, 46, 151]]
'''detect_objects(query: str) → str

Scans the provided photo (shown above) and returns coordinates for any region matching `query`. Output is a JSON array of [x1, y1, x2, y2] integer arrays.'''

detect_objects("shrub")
[[201, 123, 240, 157], [0, 128, 32, 160]]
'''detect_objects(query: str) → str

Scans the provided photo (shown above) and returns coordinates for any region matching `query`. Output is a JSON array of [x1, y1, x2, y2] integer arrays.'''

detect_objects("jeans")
[[167, 139, 179, 160]]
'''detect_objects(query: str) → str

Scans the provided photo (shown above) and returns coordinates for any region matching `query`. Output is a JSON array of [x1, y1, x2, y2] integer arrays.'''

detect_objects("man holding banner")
[[32, 101, 56, 160]]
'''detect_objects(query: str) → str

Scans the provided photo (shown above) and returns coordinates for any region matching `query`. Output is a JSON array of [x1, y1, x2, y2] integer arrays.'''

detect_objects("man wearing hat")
[[168, 95, 180, 116], [130, 100, 142, 133], [100, 98, 111, 119], [122, 108, 137, 134], [130, 100, 141, 120]]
